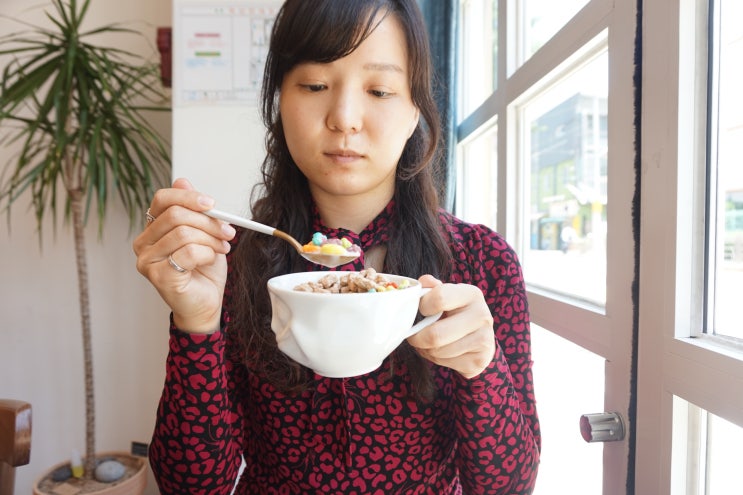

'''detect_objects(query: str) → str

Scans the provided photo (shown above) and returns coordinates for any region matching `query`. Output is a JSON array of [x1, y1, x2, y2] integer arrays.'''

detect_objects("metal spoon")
[[204, 208, 361, 268]]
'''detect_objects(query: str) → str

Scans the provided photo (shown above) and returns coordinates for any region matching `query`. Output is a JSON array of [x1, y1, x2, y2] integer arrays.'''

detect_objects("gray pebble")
[[51, 465, 72, 481], [94, 460, 125, 482]]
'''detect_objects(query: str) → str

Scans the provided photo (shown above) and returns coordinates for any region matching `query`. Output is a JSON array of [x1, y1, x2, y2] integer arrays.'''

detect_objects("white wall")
[[171, 0, 278, 214], [0, 1, 172, 493]]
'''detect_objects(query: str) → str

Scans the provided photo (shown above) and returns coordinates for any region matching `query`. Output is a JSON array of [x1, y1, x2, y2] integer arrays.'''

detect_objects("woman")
[[133, 0, 540, 493]]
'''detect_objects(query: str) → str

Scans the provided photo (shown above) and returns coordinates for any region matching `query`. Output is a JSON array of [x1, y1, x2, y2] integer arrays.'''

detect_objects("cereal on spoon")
[[300, 232, 362, 257]]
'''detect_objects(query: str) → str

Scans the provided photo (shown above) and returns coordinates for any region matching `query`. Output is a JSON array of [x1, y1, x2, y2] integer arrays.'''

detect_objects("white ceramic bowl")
[[267, 271, 441, 378]]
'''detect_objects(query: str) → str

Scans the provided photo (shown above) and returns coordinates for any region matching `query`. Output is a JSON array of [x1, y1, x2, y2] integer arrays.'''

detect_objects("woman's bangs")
[[284, 3, 387, 64]]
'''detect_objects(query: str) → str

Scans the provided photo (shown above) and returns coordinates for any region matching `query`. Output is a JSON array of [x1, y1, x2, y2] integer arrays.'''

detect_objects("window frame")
[[637, 0, 743, 492], [455, 0, 636, 493]]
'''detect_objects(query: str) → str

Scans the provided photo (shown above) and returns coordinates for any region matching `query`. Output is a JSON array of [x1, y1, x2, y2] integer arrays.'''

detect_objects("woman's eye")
[[302, 84, 326, 92], [369, 89, 393, 98]]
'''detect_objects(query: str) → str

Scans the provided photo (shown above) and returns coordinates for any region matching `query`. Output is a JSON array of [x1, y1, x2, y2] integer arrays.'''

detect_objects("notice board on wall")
[[172, 1, 282, 215]]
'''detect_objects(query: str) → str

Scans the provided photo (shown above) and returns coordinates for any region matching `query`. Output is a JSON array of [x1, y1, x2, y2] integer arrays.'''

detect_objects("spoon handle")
[[204, 208, 275, 236]]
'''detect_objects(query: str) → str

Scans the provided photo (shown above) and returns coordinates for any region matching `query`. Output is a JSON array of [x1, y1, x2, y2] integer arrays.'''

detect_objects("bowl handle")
[[403, 311, 443, 339], [402, 288, 442, 339]]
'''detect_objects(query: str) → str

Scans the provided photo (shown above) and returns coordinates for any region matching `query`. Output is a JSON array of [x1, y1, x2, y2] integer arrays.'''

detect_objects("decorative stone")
[[50, 464, 72, 481], [94, 459, 125, 482]]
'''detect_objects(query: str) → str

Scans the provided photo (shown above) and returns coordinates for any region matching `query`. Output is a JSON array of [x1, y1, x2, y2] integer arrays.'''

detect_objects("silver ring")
[[168, 254, 187, 273], [145, 208, 156, 225]]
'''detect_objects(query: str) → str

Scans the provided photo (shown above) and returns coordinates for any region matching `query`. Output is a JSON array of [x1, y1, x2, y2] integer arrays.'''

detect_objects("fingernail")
[[198, 195, 215, 208], [222, 223, 236, 237]]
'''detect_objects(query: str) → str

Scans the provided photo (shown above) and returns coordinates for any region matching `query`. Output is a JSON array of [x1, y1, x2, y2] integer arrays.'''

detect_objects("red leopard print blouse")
[[149, 204, 541, 494]]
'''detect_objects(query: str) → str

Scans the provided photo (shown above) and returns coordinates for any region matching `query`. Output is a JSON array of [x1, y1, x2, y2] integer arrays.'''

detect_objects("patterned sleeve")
[[148, 321, 246, 495], [448, 222, 541, 494]]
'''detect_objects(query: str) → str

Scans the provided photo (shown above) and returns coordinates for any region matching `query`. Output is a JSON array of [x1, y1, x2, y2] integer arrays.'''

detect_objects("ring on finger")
[[145, 208, 156, 225], [168, 254, 188, 273]]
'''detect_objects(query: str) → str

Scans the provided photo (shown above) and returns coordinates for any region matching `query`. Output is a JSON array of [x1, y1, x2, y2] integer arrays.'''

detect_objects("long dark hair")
[[230, 0, 452, 399]]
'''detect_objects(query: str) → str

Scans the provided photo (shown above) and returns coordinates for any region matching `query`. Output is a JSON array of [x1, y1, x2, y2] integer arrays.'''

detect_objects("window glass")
[[518, 0, 590, 64], [705, 410, 743, 493], [519, 50, 608, 305], [709, 0, 743, 340], [456, 125, 498, 227], [674, 398, 743, 494], [458, 0, 497, 118], [531, 325, 604, 495]]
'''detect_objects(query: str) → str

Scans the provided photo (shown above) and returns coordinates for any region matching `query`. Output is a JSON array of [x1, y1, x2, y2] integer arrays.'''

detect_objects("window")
[[638, 0, 743, 492], [458, 0, 497, 117], [707, 0, 743, 341], [517, 0, 590, 65], [519, 47, 608, 305], [456, 0, 743, 492], [456, 1, 634, 493], [686, 0, 743, 491], [673, 398, 743, 493], [456, 125, 498, 227]]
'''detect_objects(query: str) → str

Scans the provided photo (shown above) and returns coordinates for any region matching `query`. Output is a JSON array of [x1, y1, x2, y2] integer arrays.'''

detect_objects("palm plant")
[[0, 0, 170, 479]]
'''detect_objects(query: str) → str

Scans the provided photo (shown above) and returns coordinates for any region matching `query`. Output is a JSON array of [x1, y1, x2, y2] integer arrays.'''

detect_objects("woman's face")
[[279, 14, 420, 209]]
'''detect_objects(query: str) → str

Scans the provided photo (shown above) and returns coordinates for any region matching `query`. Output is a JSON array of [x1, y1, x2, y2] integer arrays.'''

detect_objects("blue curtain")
[[419, 0, 458, 212]]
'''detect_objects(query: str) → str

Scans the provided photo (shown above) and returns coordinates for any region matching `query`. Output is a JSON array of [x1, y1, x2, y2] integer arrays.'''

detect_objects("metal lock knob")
[[579, 412, 625, 443]]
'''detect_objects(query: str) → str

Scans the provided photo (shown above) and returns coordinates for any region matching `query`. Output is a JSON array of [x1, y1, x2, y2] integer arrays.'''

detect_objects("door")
[[455, 1, 636, 493]]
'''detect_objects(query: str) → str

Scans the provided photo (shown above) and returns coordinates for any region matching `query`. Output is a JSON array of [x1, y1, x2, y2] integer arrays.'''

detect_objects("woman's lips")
[[325, 149, 364, 164]]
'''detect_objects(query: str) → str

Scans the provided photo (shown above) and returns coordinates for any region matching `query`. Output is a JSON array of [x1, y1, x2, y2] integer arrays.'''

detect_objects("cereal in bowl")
[[293, 268, 411, 293]]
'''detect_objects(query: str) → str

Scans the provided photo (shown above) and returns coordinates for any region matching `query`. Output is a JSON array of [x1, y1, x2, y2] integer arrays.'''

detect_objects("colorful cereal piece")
[[320, 243, 346, 255], [301, 243, 321, 253], [311, 232, 327, 245]]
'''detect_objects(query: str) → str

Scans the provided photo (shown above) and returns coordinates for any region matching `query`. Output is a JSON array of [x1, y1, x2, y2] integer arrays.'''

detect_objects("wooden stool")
[[0, 399, 32, 495]]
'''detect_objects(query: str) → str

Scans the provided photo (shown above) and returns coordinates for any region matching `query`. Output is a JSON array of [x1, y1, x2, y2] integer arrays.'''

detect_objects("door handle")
[[579, 412, 625, 442]]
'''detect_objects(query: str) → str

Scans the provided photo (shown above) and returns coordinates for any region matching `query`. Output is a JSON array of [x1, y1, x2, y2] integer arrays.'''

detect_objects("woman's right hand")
[[133, 178, 236, 333]]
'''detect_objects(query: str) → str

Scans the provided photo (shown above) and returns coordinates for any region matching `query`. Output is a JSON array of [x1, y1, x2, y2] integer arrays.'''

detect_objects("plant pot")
[[32, 451, 146, 495]]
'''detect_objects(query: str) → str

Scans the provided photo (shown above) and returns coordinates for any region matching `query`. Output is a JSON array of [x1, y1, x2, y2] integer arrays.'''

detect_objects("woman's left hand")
[[407, 275, 496, 379]]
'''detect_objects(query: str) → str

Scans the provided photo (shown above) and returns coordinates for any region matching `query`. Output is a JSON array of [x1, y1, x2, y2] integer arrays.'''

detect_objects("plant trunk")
[[69, 190, 96, 478]]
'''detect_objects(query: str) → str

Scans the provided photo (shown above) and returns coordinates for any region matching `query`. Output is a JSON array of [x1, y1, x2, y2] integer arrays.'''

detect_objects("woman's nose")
[[326, 90, 363, 134]]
